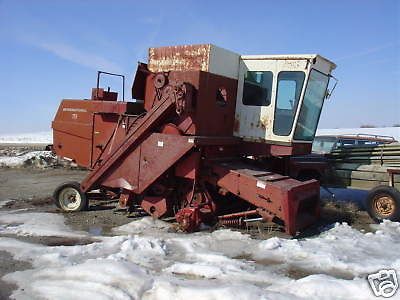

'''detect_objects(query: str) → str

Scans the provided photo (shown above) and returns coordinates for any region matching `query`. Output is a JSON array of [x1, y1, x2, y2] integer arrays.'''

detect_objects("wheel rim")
[[59, 187, 82, 211], [373, 194, 395, 217]]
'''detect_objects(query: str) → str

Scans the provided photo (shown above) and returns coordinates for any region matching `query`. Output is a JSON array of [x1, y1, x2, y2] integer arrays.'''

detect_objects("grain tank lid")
[[148, 44, 241, 79]]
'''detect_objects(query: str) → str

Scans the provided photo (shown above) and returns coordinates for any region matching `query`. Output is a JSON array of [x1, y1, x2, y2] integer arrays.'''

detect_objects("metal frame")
[[96, 71, 125, 101]]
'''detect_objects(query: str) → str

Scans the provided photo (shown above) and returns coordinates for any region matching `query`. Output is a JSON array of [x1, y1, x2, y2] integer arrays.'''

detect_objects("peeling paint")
[[149, 44, 212, 73]]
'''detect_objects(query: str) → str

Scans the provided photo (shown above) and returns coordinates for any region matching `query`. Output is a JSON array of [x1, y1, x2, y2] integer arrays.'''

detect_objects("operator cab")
[[234, 55, 336, 147]]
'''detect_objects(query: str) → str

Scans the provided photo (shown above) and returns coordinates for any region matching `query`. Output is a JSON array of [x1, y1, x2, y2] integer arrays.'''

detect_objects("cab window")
[[273, 71, 305, 136], [242, 71, 273, 106]]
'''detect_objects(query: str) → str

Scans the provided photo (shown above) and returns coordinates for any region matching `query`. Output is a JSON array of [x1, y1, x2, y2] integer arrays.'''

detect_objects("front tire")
[[53, 181, 88, 212], [366, 185, 400, 222]]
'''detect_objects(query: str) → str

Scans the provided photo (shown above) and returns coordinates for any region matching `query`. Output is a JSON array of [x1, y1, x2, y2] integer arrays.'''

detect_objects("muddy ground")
[[0, 163, 137, 298], [0, 167, 137, 233], [0, 145, 376, 299]]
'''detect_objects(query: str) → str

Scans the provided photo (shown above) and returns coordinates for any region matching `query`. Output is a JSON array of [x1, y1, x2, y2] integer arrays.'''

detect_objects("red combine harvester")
[[52, 44, 336, 235]]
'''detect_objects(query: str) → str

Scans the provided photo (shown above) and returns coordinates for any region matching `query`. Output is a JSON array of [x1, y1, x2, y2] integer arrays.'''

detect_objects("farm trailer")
[[326, 143, 400, 222], [290, 141, 400, 222], [51, 44, 336, 235]]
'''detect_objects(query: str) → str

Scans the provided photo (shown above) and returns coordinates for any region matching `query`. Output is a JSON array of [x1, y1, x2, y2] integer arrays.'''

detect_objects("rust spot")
[[233, 116, 240, 132], [260, 116, 269, 130]]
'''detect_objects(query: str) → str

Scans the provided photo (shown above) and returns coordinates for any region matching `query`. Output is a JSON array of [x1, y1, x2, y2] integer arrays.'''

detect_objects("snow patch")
[[0, 150, 56, 168], [0, 211, 87, 237], [253, 221, 400, 277], [0, 199, 13, 208], [0, 214, 399, 299], [268, 274, 372, 300], [5, 258, 153, 300], [113, 216, 172, 235]]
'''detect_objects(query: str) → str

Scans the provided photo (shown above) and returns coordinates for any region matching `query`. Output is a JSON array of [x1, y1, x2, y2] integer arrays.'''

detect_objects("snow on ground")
[[0, 199, 13, 208], [0, 131, 52, 144], [0, 211, 398, 299], [0, 211, 86, 238], [0, 151, 56, 168]]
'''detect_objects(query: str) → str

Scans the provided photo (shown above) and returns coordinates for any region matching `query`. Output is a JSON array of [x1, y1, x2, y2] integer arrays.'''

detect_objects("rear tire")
[[53, 181, 88, 212], [366, 185, 400, 222]]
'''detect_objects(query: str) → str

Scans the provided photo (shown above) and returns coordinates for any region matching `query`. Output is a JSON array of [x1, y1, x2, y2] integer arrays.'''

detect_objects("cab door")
[[234, 58, 277, 142]]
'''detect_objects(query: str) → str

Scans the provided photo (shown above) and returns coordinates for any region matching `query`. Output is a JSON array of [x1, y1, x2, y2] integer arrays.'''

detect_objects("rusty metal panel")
[[140, 196, 168, 218], [175, 152, 201, 180], [91, 113, 120, 168], [80, 93, 177, 192], [210, 160, 320, 235], [149, 44, 212, 73], [148, 44, 240, 79], [167, 71, 238, 136], [52, 100, 100, 168], [52, 100, 140, 168], [137, 133, 194, 193], [91, 88, 118, 101], [101, 147, 141, 191], [132, 62, 149, 101], [145, 69, 238, 136]]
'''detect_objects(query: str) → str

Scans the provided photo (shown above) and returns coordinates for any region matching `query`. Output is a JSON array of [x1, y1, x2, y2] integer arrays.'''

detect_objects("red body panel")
[[52, 99, 144, 168], [207, 161, 320, 235]]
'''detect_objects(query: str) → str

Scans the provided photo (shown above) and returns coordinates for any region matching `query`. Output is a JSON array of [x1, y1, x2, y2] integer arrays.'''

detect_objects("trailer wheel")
[[366, 185, 400, 222], [53, 182, 88, 212]]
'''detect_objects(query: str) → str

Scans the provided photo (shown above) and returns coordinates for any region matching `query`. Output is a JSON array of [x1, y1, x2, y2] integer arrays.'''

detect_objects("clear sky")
[[0, 0, 399, 134]]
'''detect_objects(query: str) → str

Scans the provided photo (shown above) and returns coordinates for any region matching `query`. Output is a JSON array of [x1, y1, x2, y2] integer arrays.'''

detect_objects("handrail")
[[96, 71, 125, 101]]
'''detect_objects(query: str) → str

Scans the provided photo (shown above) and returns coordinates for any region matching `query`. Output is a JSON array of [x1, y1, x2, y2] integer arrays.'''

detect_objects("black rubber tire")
[[366, 185, 400, 222], [53, 181, 88, 212]]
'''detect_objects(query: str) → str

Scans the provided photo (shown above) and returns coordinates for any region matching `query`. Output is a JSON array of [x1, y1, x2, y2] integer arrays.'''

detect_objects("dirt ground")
[[0, 167, 135, 299], [0, 168, 135, 232], [0, 146, 376, 299]]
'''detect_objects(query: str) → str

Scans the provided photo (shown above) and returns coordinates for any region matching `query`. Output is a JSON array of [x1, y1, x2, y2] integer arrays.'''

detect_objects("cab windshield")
[[294, 69, 330, 141]]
